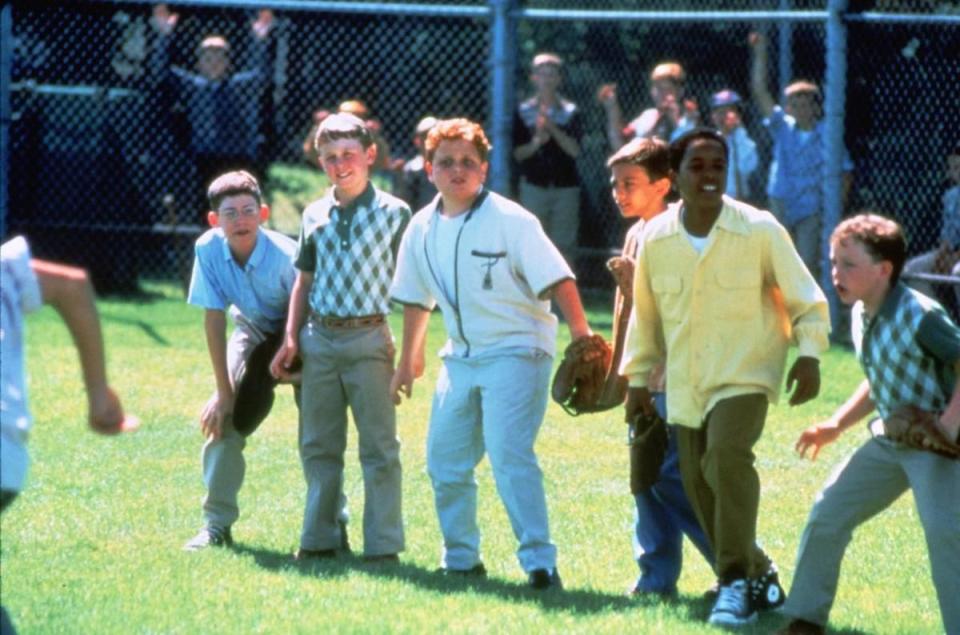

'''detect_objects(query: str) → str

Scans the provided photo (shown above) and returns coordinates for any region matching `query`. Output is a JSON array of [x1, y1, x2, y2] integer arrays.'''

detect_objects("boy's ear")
[[365, 144, 377, 167], [259, 205, 270, 222], [652, 176, 672, 198], [207, 210, 219, 228], [424, 160, 434, 183]]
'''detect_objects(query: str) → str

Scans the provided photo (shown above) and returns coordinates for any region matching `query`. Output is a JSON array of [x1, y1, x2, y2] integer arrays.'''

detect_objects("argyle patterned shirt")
[[296, 183, 411, 318], [853, 283, 960, 420]]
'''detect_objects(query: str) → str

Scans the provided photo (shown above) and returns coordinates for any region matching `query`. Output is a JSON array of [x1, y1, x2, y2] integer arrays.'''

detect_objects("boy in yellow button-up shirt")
[[620, 128, 830, 627]]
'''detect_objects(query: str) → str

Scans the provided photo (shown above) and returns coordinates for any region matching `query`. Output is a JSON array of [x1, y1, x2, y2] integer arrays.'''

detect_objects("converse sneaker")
[[528, 568, 563, 590], [183, 525, 233, 551], [750, 565, 786, 611], [708, 579, 758, 626]]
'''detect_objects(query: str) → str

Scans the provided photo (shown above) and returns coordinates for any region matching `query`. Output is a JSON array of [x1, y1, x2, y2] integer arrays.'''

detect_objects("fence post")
[[1, 2, 11, 239], [777, 0, 793, 96], [824, 0, 848, 336], [488, 0, 517, 196]]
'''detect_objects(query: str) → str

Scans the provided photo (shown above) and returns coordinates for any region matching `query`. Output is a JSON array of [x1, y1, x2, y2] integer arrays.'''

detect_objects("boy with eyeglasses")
[[183, 170, 300, 551]]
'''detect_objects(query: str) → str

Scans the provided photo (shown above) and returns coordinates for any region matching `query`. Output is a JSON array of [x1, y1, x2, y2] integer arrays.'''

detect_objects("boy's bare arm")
[[271, 271, 311, 380], [33, 260, 136, 435], [200, 309, 232, 439], [390, 305, 432, 405], [796, 379, 873, 460], [597, 83, 626, 150], [549, 278, 592, 340], [749, 32, 776, 118]]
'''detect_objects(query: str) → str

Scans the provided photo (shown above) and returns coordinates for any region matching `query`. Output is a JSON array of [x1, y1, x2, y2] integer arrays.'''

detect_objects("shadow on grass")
[[100, 314, 170, 346], [231, 542, 722, 617]]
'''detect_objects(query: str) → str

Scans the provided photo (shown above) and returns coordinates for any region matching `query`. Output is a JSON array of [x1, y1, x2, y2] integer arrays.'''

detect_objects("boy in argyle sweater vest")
[[272, 113, 410, 562], [779, 214, 960, 635]]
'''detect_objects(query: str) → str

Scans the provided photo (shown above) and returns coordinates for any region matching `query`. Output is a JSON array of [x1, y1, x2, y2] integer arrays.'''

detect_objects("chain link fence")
[[3, 1, 959, 308]]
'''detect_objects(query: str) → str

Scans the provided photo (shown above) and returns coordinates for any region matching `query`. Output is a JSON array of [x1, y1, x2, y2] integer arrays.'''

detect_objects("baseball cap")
[[710, 89, 742, 110]]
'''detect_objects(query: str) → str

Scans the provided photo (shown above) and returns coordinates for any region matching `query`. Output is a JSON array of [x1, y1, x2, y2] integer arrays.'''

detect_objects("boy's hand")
[[786, 356, 820, 406], [748, 31, 766, 50], [200, 391, 234, 440], [89, 387, 139, 435], [150, 4, 178, 35], [625, 386, 656, 424], [389, 364, 417, 406], [795, 420, 841, 460], [596, 83, 617, 108], [270, 339, 299, 382], [251, 9, 273, 40], [606, 256, 635, 300]]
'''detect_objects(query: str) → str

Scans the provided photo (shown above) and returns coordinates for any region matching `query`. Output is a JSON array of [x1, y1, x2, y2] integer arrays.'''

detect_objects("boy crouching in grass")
[[389, 118, 593, 590], [779, 214, 960, 635], [184, 170, 300, 551]]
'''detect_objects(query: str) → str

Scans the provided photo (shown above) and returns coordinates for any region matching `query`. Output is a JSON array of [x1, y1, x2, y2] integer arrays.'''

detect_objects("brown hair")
[[207, 170, 262, 210], [606, 137, 671, 181], [830, 213, 906, 285], [314, 112, 373, 151], [424, 118, 492, 163]]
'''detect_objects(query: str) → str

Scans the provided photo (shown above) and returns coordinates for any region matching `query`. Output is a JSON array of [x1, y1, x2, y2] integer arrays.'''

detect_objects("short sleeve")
[[917, 309, 960, 366], [186, 243, 227, 311], [294, 222, 317, 273], [389, 223, 436, 311], [510, 213, 574, 296], [0, 236, 42, 316]]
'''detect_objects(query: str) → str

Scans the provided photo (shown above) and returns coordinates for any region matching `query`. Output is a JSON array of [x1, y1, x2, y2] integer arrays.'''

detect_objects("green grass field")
[[1, 282, 942, 634]]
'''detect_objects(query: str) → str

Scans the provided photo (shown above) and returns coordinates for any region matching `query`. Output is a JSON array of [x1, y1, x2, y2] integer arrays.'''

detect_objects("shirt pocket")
[[651, 274, 685, 323], [470, 250, 508, 291], [713, 268, 761, 320]]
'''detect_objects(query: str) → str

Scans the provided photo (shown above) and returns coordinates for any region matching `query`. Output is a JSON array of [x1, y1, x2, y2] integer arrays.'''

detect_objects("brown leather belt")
[[313, 313, 385, 330]]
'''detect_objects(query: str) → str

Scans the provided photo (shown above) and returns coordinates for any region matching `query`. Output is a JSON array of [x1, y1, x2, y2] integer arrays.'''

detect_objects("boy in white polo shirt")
[[389, 118, 593, 590]]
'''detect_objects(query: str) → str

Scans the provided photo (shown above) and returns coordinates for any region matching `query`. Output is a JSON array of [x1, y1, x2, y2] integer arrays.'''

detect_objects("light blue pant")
[[426, 349, 557, 573], [632, 393, 714, 594]]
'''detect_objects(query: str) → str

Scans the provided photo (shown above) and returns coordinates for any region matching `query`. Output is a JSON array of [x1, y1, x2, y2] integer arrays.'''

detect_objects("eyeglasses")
[[218, 207, 259, 221]]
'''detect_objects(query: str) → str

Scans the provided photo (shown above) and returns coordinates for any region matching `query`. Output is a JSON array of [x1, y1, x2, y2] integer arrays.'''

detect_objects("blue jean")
[[632, 393, 713, 594]]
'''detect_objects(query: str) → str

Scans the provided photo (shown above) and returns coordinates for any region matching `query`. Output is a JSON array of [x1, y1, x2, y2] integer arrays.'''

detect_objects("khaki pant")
[[782, 436, 960, 633], [297, 318, 404, 556], [675, 393, 773, 582]]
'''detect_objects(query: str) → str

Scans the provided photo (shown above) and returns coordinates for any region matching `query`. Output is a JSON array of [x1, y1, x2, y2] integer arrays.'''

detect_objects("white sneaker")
[[708, 579, 758, 626]]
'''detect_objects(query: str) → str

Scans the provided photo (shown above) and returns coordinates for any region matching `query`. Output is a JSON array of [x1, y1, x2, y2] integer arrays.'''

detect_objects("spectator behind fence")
[[779, 214, 960, 635], [903, 143, 960, 306], [620, 128, 830, 627], [598, 61, 699, 150], [271, 113, 409, 563], [389, 118, 594, 590], [395, 115, 439, 211], [513, 52, 583, 267], [708, 89, 759, 201], [149, 3, 274, 222], [604, 137, 714, 599], [749, 32, 853, 281], [1, 236, 138, 635]]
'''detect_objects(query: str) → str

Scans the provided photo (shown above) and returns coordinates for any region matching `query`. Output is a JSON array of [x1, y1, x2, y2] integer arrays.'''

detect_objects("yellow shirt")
[[619, 197, 830, 429]]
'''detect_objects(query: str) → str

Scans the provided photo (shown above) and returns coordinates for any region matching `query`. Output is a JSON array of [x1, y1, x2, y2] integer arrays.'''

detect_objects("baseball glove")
[[629, 409, 668, 494], [882, 405, 960, 460], [551, 334, 615, 416]]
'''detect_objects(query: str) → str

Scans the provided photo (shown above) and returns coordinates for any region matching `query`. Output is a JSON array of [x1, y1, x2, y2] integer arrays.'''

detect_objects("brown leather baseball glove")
[[551, 334, 614, 416], [883, 405, 960, 460]]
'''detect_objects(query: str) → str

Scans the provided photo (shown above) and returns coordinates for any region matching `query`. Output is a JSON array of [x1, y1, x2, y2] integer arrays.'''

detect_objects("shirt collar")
[[333, 182, 376, 214], [433, 187, 489, 220], [662, 197, 751, 238], [220, 227, 266, 269], [872, 282, 906, 323]]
